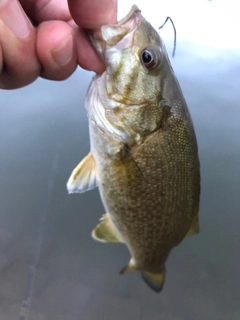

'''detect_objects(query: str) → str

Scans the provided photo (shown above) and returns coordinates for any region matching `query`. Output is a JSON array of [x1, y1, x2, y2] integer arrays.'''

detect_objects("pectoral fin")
[[67, 152, 97, 194], [92, 214, 123, 243], [186, 213, 199, 237], [141, 268, 166, 293]]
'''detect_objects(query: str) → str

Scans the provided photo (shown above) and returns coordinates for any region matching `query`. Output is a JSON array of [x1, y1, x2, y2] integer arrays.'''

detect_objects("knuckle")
[[0, 59, 41, 89], [40, 63, 77, 81], [0, 35, 41, 89]]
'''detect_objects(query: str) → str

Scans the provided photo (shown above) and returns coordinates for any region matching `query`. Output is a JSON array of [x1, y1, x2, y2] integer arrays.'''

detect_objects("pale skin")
[[0, 0, 117, 89]]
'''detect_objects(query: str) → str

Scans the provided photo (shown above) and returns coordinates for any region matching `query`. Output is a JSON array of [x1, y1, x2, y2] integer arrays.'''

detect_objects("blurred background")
[[0, 0, 240, 319]]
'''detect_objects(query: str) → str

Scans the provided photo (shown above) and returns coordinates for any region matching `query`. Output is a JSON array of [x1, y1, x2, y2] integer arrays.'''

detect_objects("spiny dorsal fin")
[[120, 258, 137, 274], [186, 213, 199, 237], [67, 152, 97, 194], [92, 214, 123, 243], [141, 268, 166, 293]]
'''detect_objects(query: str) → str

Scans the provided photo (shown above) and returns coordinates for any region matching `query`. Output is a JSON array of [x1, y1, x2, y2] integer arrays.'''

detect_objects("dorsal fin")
[[67, 152, 97, 193], [185, 212, 199, 237]]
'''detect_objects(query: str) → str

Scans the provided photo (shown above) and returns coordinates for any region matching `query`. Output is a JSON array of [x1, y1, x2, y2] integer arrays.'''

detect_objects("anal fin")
[[141, 267, 166, 293], [120, 258, 137, 274], [67, 152, 97, 194], [92, 214, 123, 243]]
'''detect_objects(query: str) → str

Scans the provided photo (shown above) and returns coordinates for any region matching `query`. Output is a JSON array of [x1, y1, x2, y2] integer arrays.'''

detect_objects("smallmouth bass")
[[67, 5, 200, 293]]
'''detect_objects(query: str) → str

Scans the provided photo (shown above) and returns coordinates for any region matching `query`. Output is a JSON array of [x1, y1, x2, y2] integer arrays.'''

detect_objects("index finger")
[[68, 0, 117, 29]]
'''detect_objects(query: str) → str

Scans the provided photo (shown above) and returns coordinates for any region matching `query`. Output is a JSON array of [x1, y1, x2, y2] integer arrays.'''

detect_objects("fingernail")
[[51, 34, 73, 67], [0, 0, 31, 39]]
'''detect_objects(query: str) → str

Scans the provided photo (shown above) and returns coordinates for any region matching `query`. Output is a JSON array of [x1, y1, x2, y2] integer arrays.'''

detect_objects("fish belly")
[[90, 118, 200, 273]]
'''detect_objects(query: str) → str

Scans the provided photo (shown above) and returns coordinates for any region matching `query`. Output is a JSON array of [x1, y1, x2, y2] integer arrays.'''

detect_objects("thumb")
[[68, 0, 117, 29]]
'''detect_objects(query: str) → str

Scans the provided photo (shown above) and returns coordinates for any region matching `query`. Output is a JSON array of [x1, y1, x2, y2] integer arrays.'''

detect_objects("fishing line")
[[159, 17, 177, 58]]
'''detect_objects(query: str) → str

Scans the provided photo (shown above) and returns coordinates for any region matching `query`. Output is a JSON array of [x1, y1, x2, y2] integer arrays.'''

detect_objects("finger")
[[68, 0, 117, 74], [20, 0, 71, 24], [68, 0, 117, 29], [36, 21, 77, 80], [0, 0, 41, 89], [75, 27, 105, 74]]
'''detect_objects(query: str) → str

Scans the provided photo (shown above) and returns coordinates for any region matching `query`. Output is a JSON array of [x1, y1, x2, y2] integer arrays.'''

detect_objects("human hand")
[[0, 0, 117, 89]]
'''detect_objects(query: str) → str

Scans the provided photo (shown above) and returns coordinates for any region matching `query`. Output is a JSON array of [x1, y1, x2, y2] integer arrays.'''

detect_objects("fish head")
[[87, 5, 177, 140], [89, 5, 172, 106]]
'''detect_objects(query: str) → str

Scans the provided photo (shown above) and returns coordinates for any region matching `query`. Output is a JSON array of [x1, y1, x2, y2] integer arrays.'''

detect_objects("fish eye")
[[141, 48, 157, 69]]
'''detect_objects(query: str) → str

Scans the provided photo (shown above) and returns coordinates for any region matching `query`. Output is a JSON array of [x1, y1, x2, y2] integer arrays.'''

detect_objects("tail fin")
[[120, 259, 166, 293], [141, 267, 166, 293]]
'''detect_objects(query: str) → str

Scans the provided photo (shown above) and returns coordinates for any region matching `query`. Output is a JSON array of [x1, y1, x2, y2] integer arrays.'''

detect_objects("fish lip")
[[87, 5, 142, 62], [113, 5, 141, 27]]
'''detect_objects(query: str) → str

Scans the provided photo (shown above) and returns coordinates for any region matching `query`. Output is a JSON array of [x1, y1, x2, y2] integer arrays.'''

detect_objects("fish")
[[67, 5, 200, 293]]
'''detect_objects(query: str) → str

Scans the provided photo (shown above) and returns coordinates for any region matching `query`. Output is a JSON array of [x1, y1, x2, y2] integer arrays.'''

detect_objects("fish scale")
[[90, 117, 198, 268], [67, 5, 200, 292]]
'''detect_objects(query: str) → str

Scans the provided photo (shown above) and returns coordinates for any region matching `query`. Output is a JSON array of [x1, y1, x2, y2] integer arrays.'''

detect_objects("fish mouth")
[[88, 5, 142, 56], [101, 5, 142, 46], [116, 5, 141, 26]]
